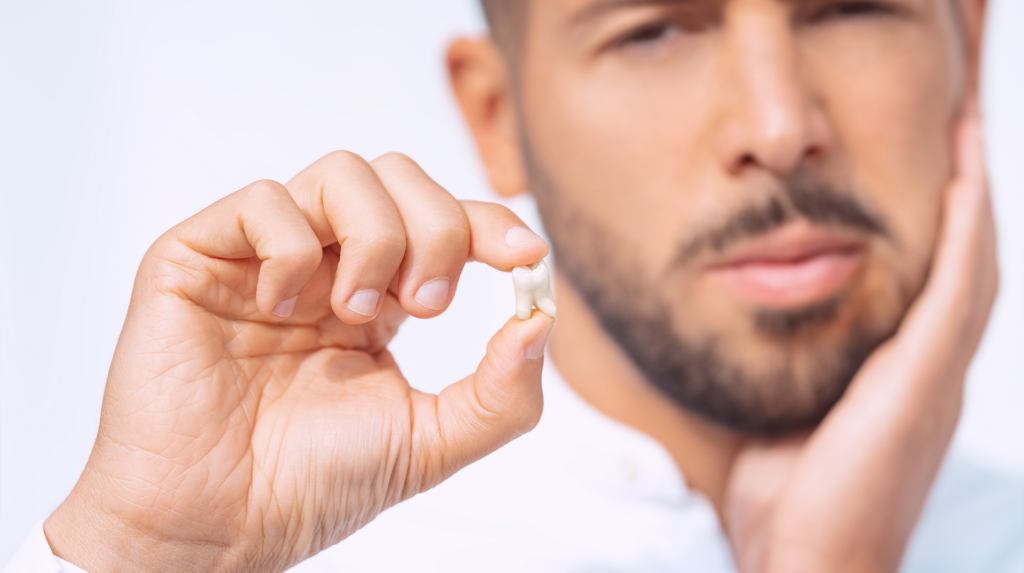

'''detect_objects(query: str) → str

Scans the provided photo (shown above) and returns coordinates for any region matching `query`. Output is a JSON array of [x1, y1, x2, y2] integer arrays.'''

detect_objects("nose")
[[715, 5, 831, 178]]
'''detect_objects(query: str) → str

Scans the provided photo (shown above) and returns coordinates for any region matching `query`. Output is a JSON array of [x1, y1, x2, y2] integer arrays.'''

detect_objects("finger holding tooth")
[[512, 259, 557, 320]]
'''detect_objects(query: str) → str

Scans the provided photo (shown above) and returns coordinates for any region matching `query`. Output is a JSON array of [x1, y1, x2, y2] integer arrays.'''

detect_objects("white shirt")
[[3, 521, 86, 573], [7, 361, 1023, 572], [296, 361, 736, 572]]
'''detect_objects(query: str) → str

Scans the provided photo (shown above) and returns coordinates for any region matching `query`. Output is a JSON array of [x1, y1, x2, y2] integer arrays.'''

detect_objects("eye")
[[813, 1, 899, 21], [615, 21, 680, 49]]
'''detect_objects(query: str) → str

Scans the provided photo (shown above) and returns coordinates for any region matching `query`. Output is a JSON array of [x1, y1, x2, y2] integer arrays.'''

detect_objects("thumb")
[[429, 310, 554, 479]]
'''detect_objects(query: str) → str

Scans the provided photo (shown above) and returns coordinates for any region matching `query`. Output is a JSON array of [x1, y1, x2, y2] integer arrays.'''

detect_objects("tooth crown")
[[512, 259, 557, 320]]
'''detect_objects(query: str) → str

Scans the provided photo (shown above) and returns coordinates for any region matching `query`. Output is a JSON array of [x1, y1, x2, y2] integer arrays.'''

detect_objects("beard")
[[528, 160, 908, 436]]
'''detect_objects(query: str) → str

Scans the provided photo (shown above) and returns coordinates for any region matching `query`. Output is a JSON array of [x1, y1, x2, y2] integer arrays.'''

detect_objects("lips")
[[703, 222, 865, 308]]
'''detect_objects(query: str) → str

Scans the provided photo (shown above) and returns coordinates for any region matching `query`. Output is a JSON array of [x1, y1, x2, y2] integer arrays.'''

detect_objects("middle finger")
[[370, 152, 471, 318]]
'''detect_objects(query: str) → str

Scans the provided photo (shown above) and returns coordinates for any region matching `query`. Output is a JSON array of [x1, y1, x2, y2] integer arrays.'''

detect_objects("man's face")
[[513, 0, 967, 433]]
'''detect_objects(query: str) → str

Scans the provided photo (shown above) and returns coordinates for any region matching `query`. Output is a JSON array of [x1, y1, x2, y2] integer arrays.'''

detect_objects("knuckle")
[[372, 151, 417, 170], [423, 222, 471, 253], [283, 241, 324, 270], [419, 199, 471, 239], [246, 179, 289, 200], [262, 240, 323, 272], [146, 227, 178, 258], [319, 150, 370, 173], [356, 232, 407, 261], [463, 200, 521, 229]]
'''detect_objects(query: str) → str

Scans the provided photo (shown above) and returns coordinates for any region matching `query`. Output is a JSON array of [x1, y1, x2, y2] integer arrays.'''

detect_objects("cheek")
[[523, 53, 721, 279], [803, 20, 962, 285]]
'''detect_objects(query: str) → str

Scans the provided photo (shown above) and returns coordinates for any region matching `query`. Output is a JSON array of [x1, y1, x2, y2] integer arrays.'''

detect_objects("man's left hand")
[[724, 104, 999, 573]]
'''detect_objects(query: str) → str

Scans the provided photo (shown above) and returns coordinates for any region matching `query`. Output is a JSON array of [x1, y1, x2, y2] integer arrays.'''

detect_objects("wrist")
[[45, 480, 245, 573]]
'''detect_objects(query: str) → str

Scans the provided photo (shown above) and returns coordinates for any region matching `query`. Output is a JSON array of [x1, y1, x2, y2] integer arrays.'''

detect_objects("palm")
[[99, 248, 435, 565]]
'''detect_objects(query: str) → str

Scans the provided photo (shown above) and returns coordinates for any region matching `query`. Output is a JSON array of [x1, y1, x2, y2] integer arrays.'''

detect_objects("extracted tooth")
[[512, 259, 557, 320]]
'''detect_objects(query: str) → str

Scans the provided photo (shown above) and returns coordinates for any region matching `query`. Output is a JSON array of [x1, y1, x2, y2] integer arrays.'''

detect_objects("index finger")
[[460, 200, 549, 271]]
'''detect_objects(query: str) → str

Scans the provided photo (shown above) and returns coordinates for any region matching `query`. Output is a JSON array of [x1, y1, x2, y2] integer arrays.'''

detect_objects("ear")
[[447, 38, 528, 198]]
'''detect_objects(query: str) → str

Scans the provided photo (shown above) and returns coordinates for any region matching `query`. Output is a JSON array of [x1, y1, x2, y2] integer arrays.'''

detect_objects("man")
[[4, 0, 1019, 572]]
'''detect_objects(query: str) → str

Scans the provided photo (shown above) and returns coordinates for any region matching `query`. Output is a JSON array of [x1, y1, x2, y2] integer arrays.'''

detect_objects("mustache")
[[674, 180, 891, 267]]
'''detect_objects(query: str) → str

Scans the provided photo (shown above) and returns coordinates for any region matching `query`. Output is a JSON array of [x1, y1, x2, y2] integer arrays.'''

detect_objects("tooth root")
[[516, 291, 536, 320], [512, 259, 557, 320], [535, 293, 557, 319]]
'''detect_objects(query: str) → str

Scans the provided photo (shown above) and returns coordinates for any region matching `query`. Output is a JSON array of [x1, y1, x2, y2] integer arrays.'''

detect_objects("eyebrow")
[[567, 0, 703, 28]]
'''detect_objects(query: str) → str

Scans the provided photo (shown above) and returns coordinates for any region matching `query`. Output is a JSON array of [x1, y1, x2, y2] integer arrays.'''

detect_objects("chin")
[[640, 284, 906, 435]]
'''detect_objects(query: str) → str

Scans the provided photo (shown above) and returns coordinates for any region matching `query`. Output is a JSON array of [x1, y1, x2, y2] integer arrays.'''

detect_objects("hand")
[[43, 151, 555, 573], [724, 105, 999, 573]]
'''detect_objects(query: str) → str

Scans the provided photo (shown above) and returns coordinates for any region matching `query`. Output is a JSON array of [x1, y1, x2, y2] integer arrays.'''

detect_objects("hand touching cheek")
[[725, 106, 998, 573]]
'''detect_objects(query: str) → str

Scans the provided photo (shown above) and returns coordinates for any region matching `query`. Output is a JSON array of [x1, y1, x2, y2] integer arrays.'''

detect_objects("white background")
[[1, 0, 1021, 564]]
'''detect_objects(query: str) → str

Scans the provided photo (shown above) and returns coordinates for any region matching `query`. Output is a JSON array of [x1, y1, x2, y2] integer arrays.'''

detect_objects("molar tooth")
[[512, 259, 557, 320]]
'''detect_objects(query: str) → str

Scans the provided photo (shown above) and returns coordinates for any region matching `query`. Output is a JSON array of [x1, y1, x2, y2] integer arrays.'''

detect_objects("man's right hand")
[[43, 151, 555, 573]]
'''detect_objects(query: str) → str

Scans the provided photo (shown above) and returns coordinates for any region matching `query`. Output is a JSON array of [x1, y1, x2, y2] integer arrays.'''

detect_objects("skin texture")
[[449, 0, 994, 570], [44, 153, 555, 572], [500, 0, 963, 432], [42, 1, 995, 573]]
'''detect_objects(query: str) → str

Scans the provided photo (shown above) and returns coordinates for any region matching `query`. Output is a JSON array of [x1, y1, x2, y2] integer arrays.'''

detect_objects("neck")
[[548, 271, 744, 516]]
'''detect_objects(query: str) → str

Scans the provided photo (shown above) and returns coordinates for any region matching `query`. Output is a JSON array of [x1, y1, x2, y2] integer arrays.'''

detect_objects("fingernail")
[[415, 277, 450, 311], [506, 226, 543, 247], [272, 296, 298, 318], [347, 290, 380, 316], [524, 324, 552, 360]]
